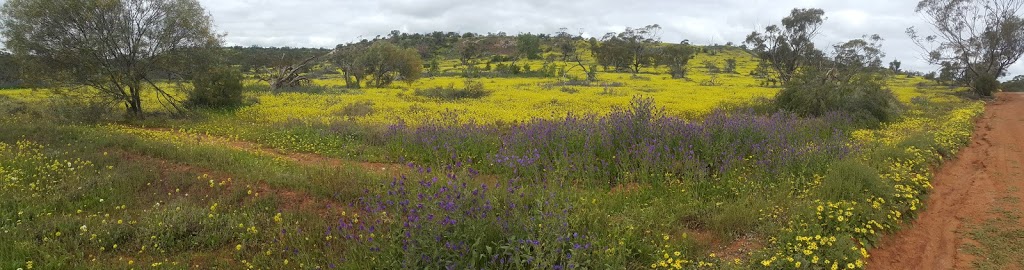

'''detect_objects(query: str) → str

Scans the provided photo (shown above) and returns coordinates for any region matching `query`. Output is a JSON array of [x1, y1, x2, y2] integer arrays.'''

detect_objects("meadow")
[[0, 47, 984, 269]]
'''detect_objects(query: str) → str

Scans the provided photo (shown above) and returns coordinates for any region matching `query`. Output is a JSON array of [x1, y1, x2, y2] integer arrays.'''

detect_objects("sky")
[[2, 0, 1023, 76]]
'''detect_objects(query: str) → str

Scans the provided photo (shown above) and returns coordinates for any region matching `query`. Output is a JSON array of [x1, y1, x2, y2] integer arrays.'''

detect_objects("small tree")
[[745, 8, 827, 84], [516, 33, 542, 60], [657, 43, 696, 79], [1, 0, 220, 117], [554, 28, 596, 81], [361, 42, 423, 87], [888, 59, 902, 73], [724, 59, 738, 73], [596, 25, 662, 74], [332, 41, 371, 88], [776, 35, 901, 126]]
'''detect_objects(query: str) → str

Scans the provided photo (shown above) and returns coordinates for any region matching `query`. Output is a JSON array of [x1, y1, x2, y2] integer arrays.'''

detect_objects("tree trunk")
[[127, 85, 143, 118]]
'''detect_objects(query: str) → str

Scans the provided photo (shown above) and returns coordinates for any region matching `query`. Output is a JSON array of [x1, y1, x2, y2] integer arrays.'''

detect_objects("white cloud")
[[2, 0, 1022, 76]]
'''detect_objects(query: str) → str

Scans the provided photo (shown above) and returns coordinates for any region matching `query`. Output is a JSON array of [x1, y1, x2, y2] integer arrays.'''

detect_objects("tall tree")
[[0, 0, 221, 116], [745, 8, 826, 84], [0, 50, 20, 87], [908, 0, 1024, 96]]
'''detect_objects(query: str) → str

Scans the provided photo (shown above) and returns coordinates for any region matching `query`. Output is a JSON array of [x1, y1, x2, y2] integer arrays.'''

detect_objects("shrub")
[[776, 69, 901, 126], [186, 66, 244, 108], [971, 72, 999, 96], [339, 101, 375, 117], [414, 79, 490, 100], [45, 95, 116, 123]]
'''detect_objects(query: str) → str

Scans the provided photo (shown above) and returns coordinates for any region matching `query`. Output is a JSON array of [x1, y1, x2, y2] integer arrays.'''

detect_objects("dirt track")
[[868, 93, 1024, 269]]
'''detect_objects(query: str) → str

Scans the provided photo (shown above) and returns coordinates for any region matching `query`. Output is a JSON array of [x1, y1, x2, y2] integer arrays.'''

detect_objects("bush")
[[776, 69, 901, 126], [414, 79, 490, 100], [185, 66, 244, 108], [971, 72, 999, 96], [45, 95, 116, 123], [339, 101, 375, 117]]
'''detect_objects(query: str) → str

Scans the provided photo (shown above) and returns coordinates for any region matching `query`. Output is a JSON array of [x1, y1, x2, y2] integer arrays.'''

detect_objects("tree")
[[889, 59, 902, 73], [1001, 74, 1024, 91], [554, 28, 597, 81], [909, 0, 1024, 96], [361, 42, 423, 88], [745, 8, 827, 84], [657, 43, 696, 79], [332, 41, 371, 88], [185, 65, 243, 108], [0, 50, 19, 87], [776, 35, 901, 125], [516, 33, 542, 60], [724, 59, 738, 73], [596, 25, 662, 74], [1, 0, 220, 117]]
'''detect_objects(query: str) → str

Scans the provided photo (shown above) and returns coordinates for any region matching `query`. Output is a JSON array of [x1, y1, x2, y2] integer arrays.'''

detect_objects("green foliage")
[[972, 72, 1000, 96], [0, 51, 21, 88], [186, 66, 244, 109], [516, 33, 542, 60], [776, 35, 901, 126], [0, 0, 220, 116], [911, 0, 1024, 95], [414, 79, 490, 100], [745, 8, 827, 84], [776, 69, 901, 125], [363, 42, 424, 87]]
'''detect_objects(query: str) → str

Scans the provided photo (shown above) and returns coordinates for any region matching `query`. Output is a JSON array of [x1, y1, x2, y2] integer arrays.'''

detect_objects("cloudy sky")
[[2, 0, 1022, 76], [199, 0, 1024, 75]]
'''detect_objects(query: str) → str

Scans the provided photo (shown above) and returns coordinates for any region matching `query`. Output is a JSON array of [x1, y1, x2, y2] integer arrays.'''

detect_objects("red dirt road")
[[868, 93, 1024, 269]]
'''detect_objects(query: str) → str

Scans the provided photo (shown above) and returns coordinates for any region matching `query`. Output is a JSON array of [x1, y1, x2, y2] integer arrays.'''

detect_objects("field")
[[0, 47, 986, 269]]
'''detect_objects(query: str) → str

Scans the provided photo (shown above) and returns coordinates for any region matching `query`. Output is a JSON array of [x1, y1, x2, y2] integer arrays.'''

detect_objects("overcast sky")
[[3, 0, 1023, 76]]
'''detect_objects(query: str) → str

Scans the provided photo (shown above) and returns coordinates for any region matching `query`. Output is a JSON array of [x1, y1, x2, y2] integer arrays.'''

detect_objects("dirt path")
[[868, 93, 1024, 269], [145, 127, 411, 176]]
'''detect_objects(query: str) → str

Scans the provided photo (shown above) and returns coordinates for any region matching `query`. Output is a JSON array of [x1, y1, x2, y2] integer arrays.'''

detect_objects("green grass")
[[964, 193, 1024, 269]]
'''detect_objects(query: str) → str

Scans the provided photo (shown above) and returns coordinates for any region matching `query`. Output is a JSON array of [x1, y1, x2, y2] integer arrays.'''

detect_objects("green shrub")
[[971, 72, 999, 96], [776, 70, 901, 126], [186, 66, 244, 108], [414, 79, 490, 100]]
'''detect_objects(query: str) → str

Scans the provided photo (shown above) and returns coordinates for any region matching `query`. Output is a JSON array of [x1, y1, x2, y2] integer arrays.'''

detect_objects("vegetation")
[[185, 66, 245, 109], [909, 0, 1024, 96], [0, 0, 221, 116], [0, 1, 1010, 269]]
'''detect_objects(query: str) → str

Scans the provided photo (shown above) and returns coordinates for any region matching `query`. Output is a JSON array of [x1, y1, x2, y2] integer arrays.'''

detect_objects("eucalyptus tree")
[[1, 0, 221, 116], [908, 0, 1024, 96]]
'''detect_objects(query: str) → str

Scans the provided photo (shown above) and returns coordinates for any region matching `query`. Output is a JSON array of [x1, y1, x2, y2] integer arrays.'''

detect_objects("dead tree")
[[260, 50, 338, 92]]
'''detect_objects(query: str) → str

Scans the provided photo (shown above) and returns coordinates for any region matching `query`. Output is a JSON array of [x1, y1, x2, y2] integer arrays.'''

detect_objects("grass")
[[964, 192, 1024, 269]]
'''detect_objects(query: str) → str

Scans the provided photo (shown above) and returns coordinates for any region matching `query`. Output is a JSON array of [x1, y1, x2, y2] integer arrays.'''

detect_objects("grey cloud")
[[1, 0, 1020, 76]]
